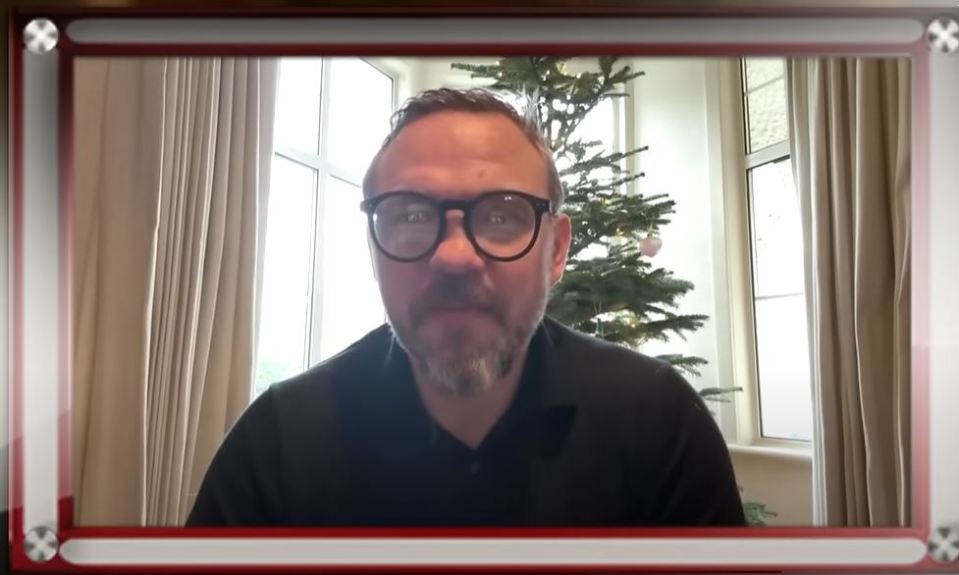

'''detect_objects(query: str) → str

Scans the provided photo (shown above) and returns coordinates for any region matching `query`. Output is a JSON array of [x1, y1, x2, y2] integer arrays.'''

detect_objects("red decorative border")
[[8, 3, 26, 553], [910, 46, 931, 543], [6, 4, 946, 573], [57, 30, 76, 535]]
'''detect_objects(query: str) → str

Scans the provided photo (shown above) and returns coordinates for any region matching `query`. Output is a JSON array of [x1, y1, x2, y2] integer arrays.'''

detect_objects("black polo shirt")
[[187, 317, 746, 526]]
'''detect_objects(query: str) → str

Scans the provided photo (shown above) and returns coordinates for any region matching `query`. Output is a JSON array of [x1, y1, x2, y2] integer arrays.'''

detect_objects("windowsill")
[[727, 442, 813, 463]]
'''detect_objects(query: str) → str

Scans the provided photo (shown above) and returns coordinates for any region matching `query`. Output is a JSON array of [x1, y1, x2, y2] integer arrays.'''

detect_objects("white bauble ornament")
[[639, 234, 662, 257]]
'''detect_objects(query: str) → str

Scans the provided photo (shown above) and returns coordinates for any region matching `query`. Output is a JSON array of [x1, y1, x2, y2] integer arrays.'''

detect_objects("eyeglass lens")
[[371, 193, 538, 260]]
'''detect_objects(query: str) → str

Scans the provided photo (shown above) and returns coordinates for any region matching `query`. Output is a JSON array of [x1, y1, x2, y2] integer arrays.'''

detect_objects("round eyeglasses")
[[360, 190, 554, 262]]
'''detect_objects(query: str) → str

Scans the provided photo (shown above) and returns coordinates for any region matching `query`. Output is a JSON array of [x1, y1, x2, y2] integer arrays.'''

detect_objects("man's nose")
[[428, 212, 484, 273]]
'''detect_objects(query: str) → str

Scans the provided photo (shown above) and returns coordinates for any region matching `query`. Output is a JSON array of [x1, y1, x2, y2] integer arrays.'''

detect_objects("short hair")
[[361, 88, 565, 210]]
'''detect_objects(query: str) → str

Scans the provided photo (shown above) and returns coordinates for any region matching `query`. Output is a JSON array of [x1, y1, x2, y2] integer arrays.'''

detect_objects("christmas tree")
[[451, 57, 708, 376]]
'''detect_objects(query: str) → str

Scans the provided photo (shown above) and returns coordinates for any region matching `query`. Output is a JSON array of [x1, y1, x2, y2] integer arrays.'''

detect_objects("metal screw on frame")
[[24, 526, 58, 563], [927, 522, 959, 564], [23, 18, 59, 54], [926, 17, 959, 54]]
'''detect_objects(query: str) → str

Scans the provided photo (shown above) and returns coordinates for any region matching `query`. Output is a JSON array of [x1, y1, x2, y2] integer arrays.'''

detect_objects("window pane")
[[746, 77, 788, 152], [326, 58, 393, 178], [754, 294, 813, 441], [317, 176, 385, 361], [744, 58, 783, 92], [749, 157, 804, 298], [273, 58, 323, 154], [254, 156, 317, 395]]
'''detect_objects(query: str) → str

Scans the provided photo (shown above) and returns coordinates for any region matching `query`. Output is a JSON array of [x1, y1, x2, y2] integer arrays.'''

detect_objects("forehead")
[[370, 111, 548, 197]]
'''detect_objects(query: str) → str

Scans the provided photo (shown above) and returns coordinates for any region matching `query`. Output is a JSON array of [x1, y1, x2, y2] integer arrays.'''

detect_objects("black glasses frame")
[[360, 190, 554, 263]]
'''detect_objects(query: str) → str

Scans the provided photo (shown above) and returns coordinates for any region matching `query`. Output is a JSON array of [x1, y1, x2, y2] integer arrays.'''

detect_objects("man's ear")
[[549, 213, 571, 286]]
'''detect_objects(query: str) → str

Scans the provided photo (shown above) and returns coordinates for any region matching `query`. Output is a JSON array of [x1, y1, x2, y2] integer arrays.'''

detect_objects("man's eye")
[[487, 211, 512, 225], [402, 210, 433, 224]]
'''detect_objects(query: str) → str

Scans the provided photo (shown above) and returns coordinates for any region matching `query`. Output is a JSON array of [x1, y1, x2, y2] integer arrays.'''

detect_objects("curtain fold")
[[786, 57, 911, 527], [74, 58, 167, 526], [73, 56, 278, 526]]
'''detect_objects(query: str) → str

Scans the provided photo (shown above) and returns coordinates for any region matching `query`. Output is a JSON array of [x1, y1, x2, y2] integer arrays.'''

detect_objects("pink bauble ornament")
[[639, 235, 662, 257]]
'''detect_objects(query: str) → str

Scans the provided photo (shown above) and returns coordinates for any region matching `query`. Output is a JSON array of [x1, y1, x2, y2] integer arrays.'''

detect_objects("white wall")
[[731, 448, 812, 525], [630, 59, 727, 400], [415, 57, 618, 93], [417, 57, 496, 91]]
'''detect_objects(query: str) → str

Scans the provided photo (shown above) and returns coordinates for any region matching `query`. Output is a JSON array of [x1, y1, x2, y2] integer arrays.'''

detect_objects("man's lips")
[[429, 305, 488, 314], [422, 306, 493, 321]]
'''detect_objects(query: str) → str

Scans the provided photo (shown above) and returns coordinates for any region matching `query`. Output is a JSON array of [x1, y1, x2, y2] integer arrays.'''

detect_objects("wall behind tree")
[[629, 58, 725, 402]]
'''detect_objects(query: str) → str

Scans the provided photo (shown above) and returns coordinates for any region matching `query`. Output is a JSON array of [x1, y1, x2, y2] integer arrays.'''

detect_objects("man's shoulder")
[[543, 316, 669, 372], [269, 323, 393, 410], [542, 317, 698, 407]]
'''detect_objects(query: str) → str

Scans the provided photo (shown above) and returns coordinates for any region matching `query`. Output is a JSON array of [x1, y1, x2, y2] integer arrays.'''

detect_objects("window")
[[253, 58, 396, 398], [739, 58, 813, 442]]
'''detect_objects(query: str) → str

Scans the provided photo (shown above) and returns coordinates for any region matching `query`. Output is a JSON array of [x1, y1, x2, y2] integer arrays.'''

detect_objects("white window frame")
[[255, 57, 405, 394], [713, 57, 812, 454]]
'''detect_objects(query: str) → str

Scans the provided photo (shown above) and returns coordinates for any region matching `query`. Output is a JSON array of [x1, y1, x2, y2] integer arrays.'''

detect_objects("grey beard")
[[417, 348, 513, 397], [389, 266, 552, 397]]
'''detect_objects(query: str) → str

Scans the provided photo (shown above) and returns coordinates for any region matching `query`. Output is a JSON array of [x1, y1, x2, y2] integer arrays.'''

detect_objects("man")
[[187, 88, 746, 526]]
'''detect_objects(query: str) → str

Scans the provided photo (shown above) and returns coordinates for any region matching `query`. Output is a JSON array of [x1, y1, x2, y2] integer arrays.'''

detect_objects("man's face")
[[367, 111, 571, 396]]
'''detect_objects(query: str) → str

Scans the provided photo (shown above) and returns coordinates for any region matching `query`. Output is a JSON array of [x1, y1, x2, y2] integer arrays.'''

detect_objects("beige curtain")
[[73, 57, 277, 526], [786, 58, 910, 527]]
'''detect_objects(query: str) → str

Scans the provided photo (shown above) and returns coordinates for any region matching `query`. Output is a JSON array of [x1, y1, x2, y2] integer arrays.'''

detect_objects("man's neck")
[[411, 345, 529, 450]]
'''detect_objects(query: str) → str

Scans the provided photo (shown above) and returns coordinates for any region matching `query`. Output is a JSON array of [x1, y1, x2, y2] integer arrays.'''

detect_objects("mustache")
[[410, 275, 498, 324]]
